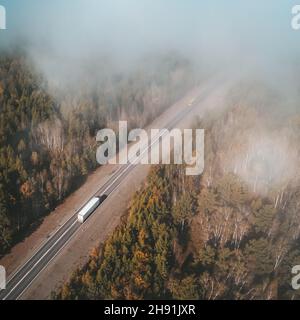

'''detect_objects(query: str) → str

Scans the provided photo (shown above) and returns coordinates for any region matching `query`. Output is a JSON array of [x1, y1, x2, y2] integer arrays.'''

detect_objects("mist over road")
[[0, 76, 229, 299]]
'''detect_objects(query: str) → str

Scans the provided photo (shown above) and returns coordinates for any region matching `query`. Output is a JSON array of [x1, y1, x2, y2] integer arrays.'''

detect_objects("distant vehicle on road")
[[188, 98, 195, 107], [77, 195, 107, 223]]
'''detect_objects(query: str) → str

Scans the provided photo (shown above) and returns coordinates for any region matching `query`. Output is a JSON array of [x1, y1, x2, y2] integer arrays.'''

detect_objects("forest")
[[0, 51, 195, 256], [53, 83, 300, 300]]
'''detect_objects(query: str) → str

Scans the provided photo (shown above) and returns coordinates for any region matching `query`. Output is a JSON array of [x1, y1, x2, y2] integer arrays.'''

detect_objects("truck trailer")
[[77, 195, 107, 223]]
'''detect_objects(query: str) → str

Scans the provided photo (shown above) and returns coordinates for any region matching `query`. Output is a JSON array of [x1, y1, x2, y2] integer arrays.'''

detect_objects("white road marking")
[[3, 220, 78, 300], [15, 221, 82, 300]]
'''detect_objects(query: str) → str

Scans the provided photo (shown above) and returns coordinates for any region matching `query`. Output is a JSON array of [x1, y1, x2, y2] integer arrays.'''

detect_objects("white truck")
[[77, 195, 107, 223]]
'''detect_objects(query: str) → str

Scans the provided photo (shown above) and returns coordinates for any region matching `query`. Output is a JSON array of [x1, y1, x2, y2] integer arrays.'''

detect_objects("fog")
[[1, 0, 300, 193], [1, 1, 300, 87]]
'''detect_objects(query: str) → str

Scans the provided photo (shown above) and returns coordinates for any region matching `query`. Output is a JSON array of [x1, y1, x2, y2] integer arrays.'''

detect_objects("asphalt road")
[[0, 85, 211, 300]]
